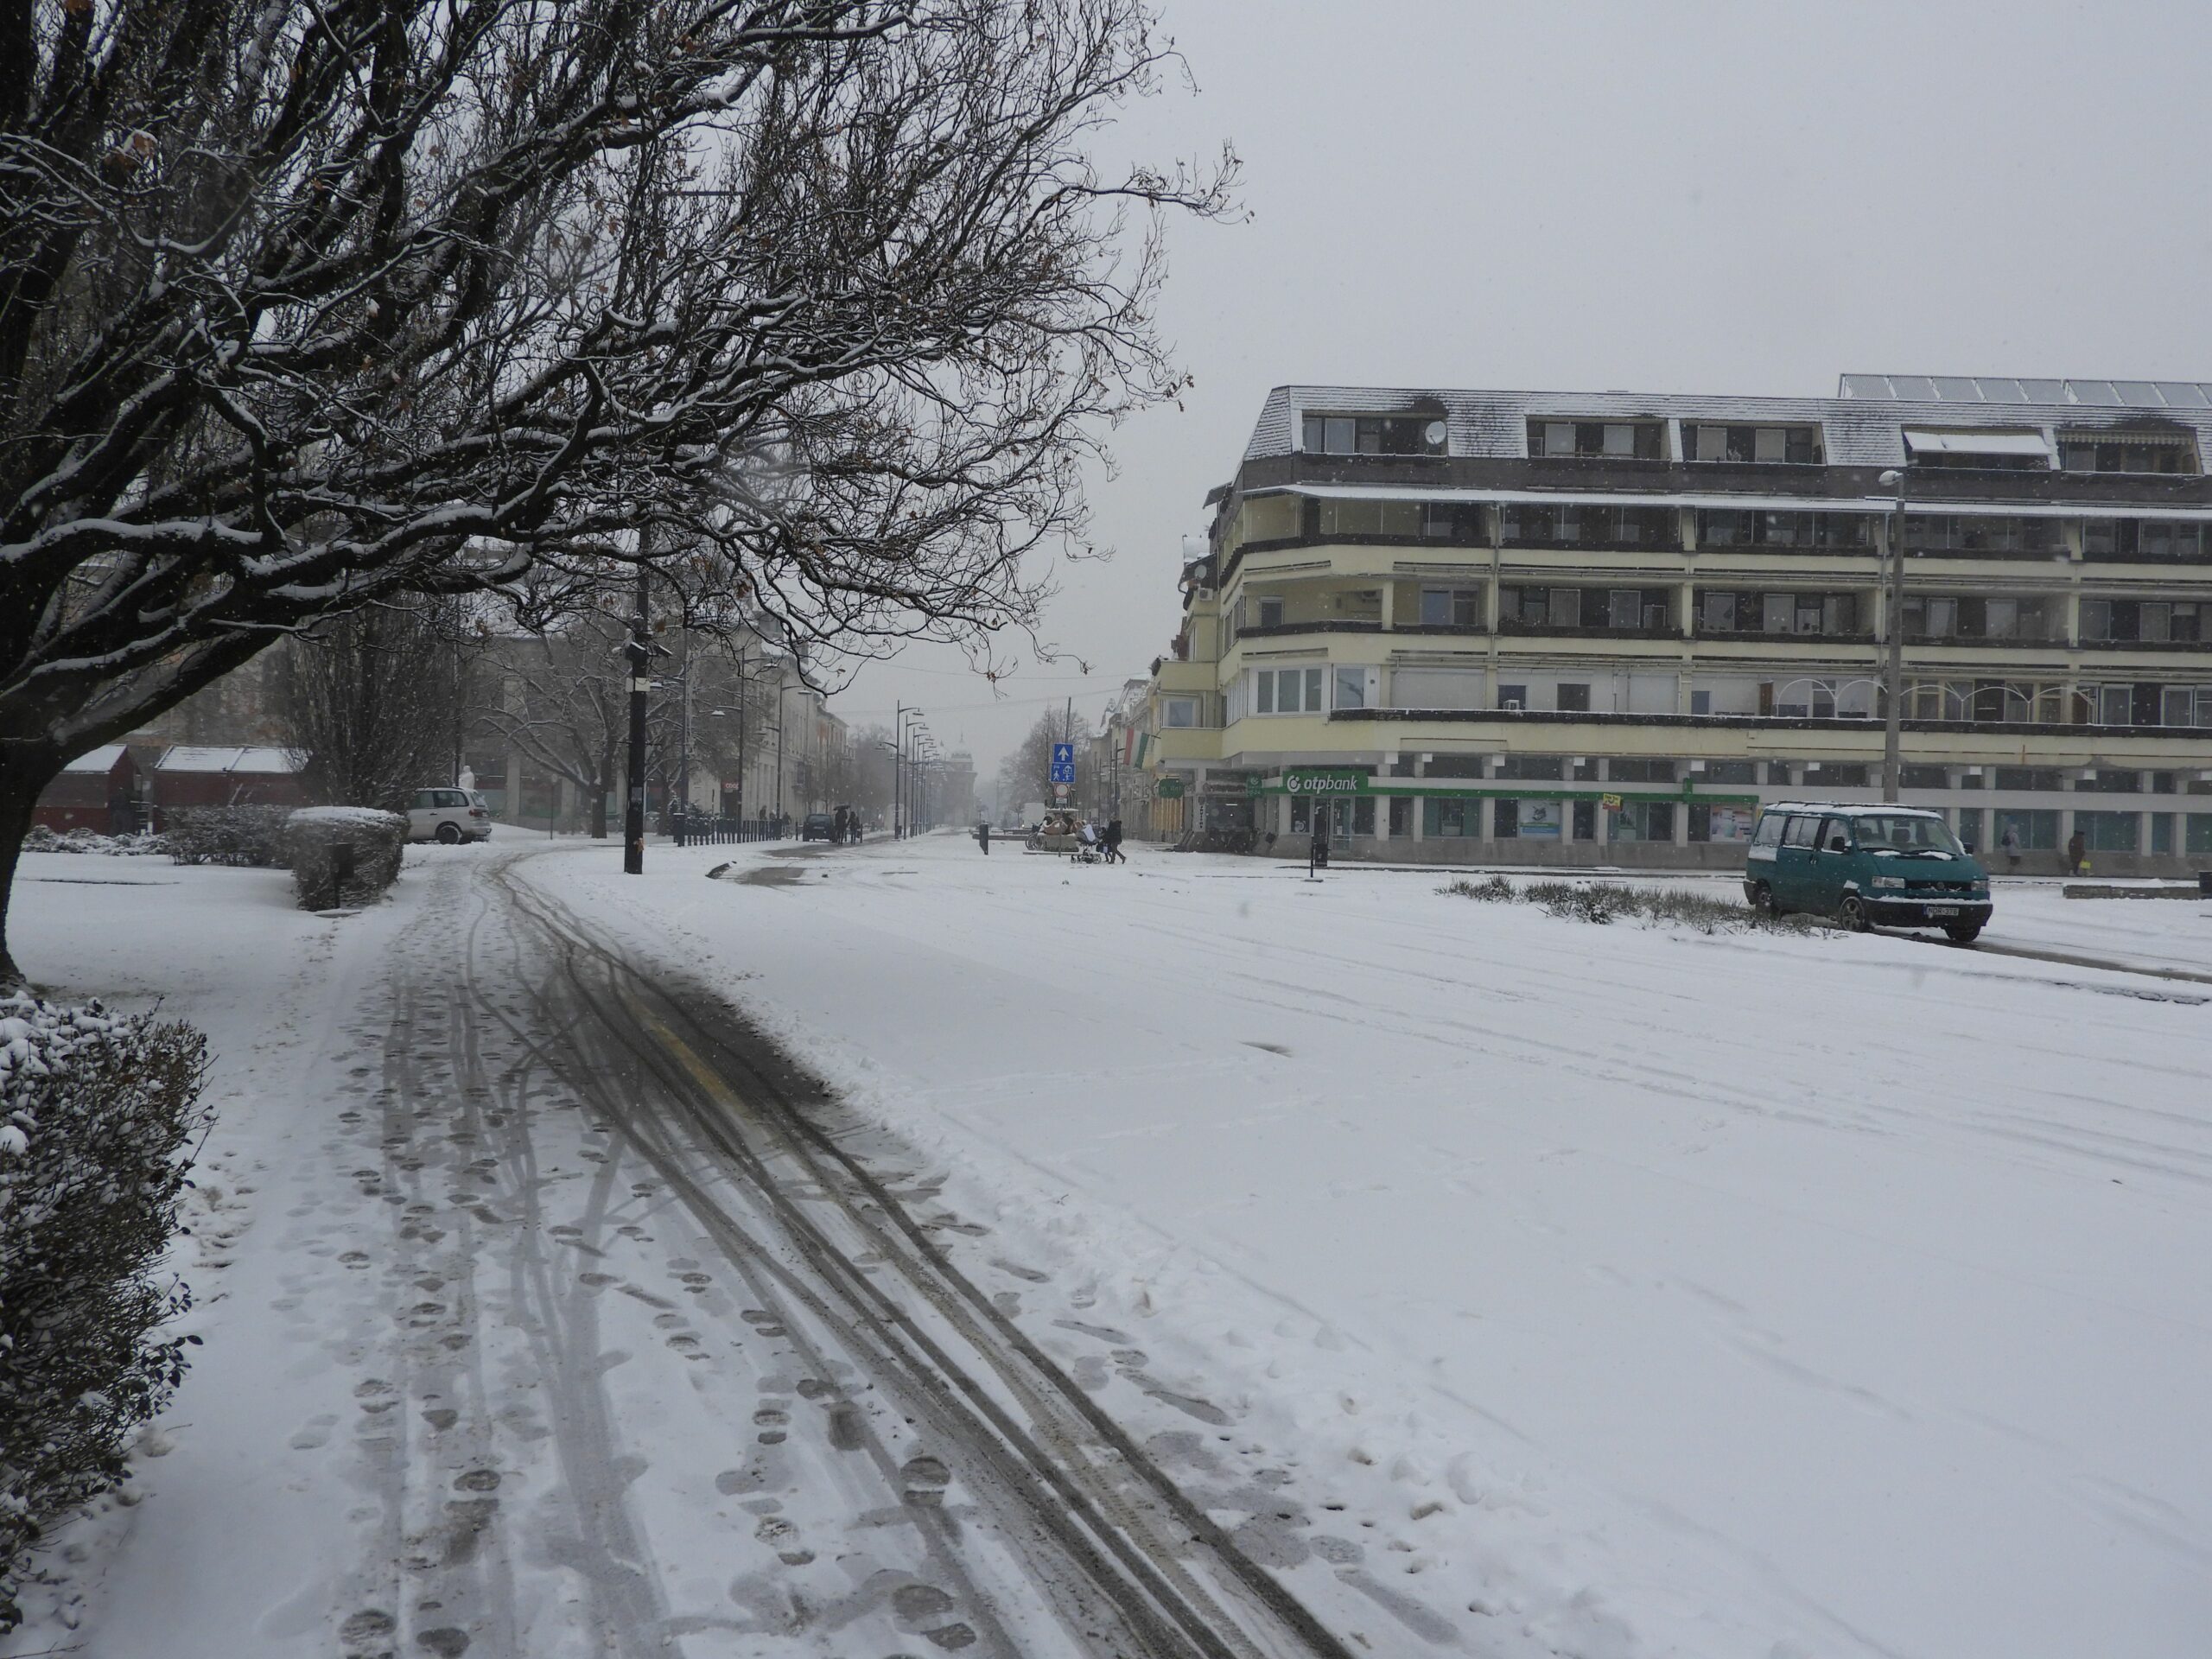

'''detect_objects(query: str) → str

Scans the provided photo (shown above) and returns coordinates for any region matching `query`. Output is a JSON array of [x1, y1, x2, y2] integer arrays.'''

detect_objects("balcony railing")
[[1497, 617, 1679, 640]]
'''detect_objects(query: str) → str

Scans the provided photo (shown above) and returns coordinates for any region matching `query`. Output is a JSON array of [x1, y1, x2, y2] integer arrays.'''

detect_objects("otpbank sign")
[[1281, 769, 1366, 796]]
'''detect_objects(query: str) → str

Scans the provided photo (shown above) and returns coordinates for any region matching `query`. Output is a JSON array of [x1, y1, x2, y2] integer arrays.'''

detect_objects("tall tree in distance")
[[0, 0, 1236, 982], [279, 600, 474, 813]]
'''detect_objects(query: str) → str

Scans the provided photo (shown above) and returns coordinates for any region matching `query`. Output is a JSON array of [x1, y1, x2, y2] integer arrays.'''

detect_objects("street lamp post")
[[1878, 467, 1908, 803], [897, 707, 925, 836]]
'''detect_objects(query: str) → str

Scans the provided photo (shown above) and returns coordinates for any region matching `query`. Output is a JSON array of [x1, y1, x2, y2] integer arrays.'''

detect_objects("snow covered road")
[[10, 836, 2211, 1658], [547, 833, 2212, 1659]]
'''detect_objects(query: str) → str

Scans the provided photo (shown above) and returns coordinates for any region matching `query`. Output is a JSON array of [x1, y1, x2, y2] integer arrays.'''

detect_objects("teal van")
[[1744, 802, 1993, 942]]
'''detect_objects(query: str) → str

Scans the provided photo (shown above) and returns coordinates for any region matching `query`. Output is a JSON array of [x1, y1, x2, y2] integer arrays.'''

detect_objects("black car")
[[800, 811, 837, 841]]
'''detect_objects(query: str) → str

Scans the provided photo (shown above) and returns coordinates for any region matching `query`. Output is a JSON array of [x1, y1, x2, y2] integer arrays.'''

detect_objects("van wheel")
[[1750, 881, 1781, 918], [1944, 921, 1983, 944], [435, 822, 462, 844], [1838, 893, 1872, 932]]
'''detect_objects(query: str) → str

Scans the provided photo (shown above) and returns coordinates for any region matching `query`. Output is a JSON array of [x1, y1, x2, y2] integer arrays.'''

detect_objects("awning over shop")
[[1901, 428, 2052, 460]]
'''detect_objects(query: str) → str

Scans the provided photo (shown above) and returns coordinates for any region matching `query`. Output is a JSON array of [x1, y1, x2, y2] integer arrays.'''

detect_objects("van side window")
[[1751, 814, 1786, 847], [411, 790, 435, 809], [1818, 817, 1850, 851], [1782, 816, 1820, 848]]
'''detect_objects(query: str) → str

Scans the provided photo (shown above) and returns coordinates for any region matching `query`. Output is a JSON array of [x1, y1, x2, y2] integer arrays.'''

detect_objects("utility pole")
[[624, 543, 651, 874], [1878, 468, 1906, 803], [894, 701, 904, 838]]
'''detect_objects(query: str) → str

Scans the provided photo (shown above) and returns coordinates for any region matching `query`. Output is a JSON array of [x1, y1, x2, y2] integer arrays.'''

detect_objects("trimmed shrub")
[[0, 998, 209, 1631], [285, 807, 405, 910], [164, 804, 292, 868]]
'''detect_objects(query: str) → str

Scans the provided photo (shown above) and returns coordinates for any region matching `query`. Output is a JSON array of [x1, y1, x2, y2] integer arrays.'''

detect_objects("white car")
[[407, 787, 492, 843]]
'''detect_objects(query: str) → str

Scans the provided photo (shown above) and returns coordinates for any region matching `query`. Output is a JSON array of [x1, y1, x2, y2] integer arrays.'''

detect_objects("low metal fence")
[[671, 816, 788, 847]]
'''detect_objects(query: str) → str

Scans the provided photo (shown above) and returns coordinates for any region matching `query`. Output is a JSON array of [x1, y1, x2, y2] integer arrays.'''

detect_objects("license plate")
[[1926, 906, 1960, 918]]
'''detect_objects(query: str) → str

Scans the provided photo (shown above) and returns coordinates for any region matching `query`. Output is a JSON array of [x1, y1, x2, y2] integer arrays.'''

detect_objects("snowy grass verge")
[[1442, 873, 1822, 934]]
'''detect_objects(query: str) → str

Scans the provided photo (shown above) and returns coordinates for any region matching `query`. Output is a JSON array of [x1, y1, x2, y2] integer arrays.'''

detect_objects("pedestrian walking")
[[976, 817, 991, 855], [2066, 829, 2088, 876], [1999, 820, 2021, 872], [1103, 817, 1125, 863]]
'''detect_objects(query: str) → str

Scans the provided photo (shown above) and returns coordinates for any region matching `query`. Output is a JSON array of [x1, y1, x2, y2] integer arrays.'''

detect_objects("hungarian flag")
[[1126, 730, 1154, 767]]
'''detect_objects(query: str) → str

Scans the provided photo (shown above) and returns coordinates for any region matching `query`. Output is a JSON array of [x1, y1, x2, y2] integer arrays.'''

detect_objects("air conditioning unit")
[[1503, 698, 1524, 711]]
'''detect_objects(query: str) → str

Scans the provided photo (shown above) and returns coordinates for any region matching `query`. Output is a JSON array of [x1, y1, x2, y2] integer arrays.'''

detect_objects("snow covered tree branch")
[[0, 0, 1236, 981]]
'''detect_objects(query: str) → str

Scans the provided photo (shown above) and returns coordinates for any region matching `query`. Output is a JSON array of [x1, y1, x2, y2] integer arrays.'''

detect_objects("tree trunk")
[[590, 748, 610, 840], [0, 744, 63, 990]]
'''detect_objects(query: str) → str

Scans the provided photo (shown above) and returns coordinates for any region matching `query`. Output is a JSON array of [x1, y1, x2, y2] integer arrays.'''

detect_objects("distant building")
[[34, 746, 143, 835], [150, 747, 311, 823], [1143, 374, 2212, 873], [938, 749, 977, 826]]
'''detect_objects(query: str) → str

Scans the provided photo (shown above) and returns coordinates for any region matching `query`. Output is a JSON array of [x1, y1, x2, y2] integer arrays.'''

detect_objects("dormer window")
[[2057, 429, 2198, 475], [1528, 419, 1663, 460], [1300, 413, 1446, 456], [1684, 423, 1822, 464]]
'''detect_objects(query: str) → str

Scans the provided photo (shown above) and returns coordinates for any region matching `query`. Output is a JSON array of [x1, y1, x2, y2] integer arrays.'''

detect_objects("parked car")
[[407, 786, 492, 844], [799, 810, 837, 842], [1745, 802, 1991, 942]]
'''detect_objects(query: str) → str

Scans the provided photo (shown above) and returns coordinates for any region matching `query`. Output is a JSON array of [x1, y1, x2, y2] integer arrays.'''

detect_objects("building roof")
[[61, 744, 130, 774], [156, 745, 308, 775], [1242, 382, 2212, 469], [1840, 373, 2212, 408]]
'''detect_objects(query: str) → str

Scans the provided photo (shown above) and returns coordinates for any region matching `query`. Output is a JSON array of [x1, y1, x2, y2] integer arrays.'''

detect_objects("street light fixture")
[[1877, 467, 1908, 803]]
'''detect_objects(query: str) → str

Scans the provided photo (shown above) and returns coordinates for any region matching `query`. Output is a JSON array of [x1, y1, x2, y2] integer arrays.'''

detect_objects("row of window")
[[1502, 585, 1671, 631], [1967, 811, 2212, 855], [1301, 798, 2212, 852], [1699, 590, 1862, 636], [1239, 583, 2211, 645], [1903, 679, 2212, 728], [1297, 408, 2204, 473], [2081, 598, 2206, 643], [1228, 664, 2212, 728], [1903, 595, 2061, 642], [1236, 497, 2212, 559]]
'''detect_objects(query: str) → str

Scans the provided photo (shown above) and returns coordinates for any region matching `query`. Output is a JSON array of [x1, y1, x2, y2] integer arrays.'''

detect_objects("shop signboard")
[[1154, 777, 1185, 799], [1600, 792, 1624, 811], [1281, 768, 1365, 796]]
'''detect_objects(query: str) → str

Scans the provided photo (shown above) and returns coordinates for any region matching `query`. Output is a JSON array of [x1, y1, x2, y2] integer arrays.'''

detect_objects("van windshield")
[[1853, 814, 1963, 856]]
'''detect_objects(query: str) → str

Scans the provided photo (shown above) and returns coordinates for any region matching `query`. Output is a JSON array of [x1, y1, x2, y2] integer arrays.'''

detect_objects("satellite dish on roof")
[[1423, 420, 1447, 447]]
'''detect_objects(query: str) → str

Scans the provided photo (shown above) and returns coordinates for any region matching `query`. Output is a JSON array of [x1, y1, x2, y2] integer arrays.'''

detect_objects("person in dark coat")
[[1103, 817, 1125, 863], [2066, 828, 2088, 875], [976, 817, 991, 855]]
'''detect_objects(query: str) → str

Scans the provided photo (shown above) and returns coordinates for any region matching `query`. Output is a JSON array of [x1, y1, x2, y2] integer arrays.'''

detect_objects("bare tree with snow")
[[0, 0, 1234, 982]]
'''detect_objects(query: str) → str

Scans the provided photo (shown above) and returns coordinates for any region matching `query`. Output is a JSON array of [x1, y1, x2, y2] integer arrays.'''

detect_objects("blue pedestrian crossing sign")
[[1050, 742, 1076, 784]]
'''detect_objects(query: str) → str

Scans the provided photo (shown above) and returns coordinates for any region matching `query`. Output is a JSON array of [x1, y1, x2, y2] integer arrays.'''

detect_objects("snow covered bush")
[[21, 828, 168, 858], [163, 806, 292, 869], [1447, 878, 1819, 935], [286, 808, 405, 910], [0, 998, 209, 1632]]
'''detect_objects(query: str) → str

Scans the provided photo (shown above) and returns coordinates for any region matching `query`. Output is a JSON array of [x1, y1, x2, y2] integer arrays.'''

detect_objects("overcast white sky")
[[832, 0, 2212, 782]]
